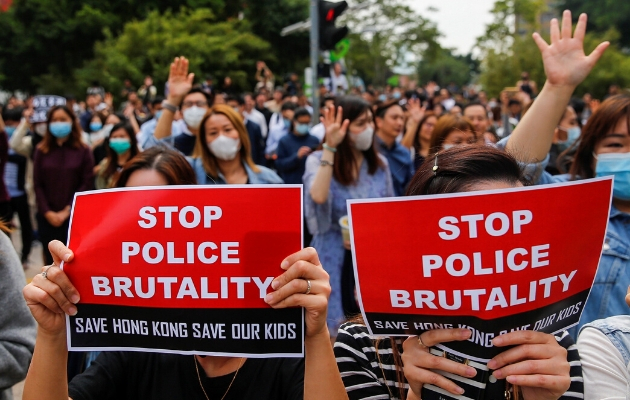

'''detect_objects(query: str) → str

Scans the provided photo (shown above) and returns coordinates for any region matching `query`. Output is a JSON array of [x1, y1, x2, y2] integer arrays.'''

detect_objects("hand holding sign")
[[265, 247, 331, 338], [489, 331, 570, 400], [23, 241, 78, 336]]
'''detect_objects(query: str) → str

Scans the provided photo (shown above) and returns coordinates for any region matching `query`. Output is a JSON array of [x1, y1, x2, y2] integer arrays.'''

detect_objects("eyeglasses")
[[182, 101, 208, 108]]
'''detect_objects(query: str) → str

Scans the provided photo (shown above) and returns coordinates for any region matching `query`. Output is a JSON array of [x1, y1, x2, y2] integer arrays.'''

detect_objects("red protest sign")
[[63, 186, 303, 357], [349, 178, 612, 360]]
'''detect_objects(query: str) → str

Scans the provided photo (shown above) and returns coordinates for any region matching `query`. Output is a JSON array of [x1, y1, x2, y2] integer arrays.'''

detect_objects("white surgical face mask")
[[208, 135, 240, 161], [443, 144, 456, 150], [351, 126, 374, 151], [183, 106, 206, 129], [35, 123, 47, 136]]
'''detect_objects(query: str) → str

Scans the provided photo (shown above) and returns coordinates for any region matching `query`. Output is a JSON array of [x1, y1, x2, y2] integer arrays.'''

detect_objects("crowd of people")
[[1, 10, 629, 400]]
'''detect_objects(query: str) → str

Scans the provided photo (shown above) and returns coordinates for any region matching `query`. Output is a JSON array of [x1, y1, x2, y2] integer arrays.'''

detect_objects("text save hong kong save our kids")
[[348, 177, 612, 361], [61, 185, 304, 357]]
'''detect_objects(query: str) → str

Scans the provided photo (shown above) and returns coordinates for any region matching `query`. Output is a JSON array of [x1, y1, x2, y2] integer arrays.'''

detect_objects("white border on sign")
[[347, 176, 614, 337], [63, 184, 305, 358]]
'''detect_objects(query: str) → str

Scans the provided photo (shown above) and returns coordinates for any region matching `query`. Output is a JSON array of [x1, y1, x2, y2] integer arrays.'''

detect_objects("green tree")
[[417, 49, 479, 88], [0, 0, 228, 93], [74, 8, 270, 100], [344, 0, 441, 86], [559, 0, 630, 49], [477, 0, 630, 99]]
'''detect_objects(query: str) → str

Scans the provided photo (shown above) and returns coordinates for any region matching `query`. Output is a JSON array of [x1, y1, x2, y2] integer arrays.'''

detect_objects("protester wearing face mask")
[[503, 11, 617, 337], [1, 107, 34, 266], [304, 96, 394, 335], [265, 101, 298, 159], [276, 108, 319, 185], [33, 105, 94, 265], [543, 105, 581, 175], [225, 95, 266, 166], [95, 123, 139, 189], [148, 57, 210, 156], [374, 101, 414, 196], [82, 112, 108, 149], [137, 97, 165, 147], [189, 105, 282, 185], [429, 114, 477, 153]]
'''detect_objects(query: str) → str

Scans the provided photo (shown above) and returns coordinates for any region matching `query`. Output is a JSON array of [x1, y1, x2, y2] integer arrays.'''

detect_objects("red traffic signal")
[[319, 0, 349, 51]]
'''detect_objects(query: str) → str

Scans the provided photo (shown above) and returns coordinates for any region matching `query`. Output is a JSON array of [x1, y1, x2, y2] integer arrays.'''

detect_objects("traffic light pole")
[[310, 0, 320, 124]]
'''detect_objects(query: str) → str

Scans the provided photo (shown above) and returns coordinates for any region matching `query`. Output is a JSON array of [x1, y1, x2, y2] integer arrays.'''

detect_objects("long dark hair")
[[102, 122, 139, 186], [412, 111, 436, 155], [569, 93, 630, 179], [331, 96, 384, 185], [114, 146, 197, 187], [37, 105, 85, 154]]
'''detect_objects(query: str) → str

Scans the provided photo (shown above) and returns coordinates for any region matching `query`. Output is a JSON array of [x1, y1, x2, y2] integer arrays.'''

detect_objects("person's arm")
[[76, 147, 95, 194], [309, 106, 348, 204], [123, 106, 141, 134], [505, 11, 608, 163], [32, 149, 50, 215], [401, 99, 425, 150], [22, 241, 79, 400], [265, 248, 348, 400], [0, 235, 36, 391], [9, 115, 33, 157], [154, 57, 193, 140]]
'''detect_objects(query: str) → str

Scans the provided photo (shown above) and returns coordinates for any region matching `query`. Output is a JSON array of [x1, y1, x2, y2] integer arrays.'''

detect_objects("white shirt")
[[578, 325, 630, 400], [243, 108, 268, 138], [265, 125, 288, 155], [309, 123, 325, 143], [325, 73, 349, 95], [268, 112, 285, 133]]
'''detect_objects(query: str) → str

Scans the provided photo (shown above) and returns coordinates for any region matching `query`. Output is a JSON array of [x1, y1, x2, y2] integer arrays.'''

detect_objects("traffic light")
[[319, 0, 349, 51]]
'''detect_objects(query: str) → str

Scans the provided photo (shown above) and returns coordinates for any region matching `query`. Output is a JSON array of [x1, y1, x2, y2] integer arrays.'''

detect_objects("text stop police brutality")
[[62, 186, 304, 357], [390, 210, 576, 312]]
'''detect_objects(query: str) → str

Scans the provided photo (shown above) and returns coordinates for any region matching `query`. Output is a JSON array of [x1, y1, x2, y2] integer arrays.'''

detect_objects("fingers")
[[587, 41, 610, 66], [505, 374, 571, 393], [24, 284, 64, 314], [560, 9, 572, 40], [339, 119, 350, 135], [186, 72, 195, 85], [49, 240, 74, 265], [492, 329, 552, 347], [549, 18, 560, 44], [280, 247, 321, 271], [532, 32, 549, 53], [31, 268, 79, 316], [573, 13, 587, 42], [403, 363, 468, 396], [489, 331, 563, 370], [420, 328, 471, 347], [334, 106, 343, 126], [272, 258, 328, 293]]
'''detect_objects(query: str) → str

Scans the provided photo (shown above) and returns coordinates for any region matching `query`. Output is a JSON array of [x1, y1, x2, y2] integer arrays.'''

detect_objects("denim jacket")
[[580, 316, 630, 398], [188, 157, 284, 185]]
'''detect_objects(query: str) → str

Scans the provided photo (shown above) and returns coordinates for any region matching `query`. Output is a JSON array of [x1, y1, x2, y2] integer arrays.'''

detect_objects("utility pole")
[[310, 0, 320, 123]]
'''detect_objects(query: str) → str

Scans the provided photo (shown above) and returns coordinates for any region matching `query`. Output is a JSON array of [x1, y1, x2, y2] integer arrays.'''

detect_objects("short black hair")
[[463, 102, 488, 116], [181, 88, 211, 107], [152, 96, 165, 107], [225, 95, 245, 106], [2, 107, 23, 123], [508, 99, 521, 107], [293, 108, 311, 120], [281, 102, 298, 112]]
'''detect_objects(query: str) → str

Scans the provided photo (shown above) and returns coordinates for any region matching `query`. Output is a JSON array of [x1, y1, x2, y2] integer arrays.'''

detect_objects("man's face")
[[181, 92, 209, 112], [281, 110, 295, 122], [463, 105, 490, 135], [227, 100, 243, 116], [255, 94, 266, 107], [244, 95, 255, 111], [334, 64, 342, 75]]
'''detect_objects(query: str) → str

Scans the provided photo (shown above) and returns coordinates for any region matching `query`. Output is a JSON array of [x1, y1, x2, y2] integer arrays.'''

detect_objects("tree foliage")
[[74, 8, 270, 99], [344, 0, 441, 86], [477, 0, 630, 98], [417, 49, 479, 88], [559, 0, 630, 49]]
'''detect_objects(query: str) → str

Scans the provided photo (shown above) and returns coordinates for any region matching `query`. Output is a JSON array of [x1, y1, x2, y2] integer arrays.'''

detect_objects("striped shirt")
[[334, 323, 584, 400]]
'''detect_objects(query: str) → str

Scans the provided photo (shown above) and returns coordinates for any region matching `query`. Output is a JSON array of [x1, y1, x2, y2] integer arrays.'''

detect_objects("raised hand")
[[321, 106, 349, 148], [23, 241, 79, 336], [167, 56, 195, 105], [264, 247, 331, 338], [533, 11, 608, 88], [406, 98, 426, 128]]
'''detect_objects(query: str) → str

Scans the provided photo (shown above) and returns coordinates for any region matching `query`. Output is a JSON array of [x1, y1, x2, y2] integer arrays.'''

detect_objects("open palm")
[[167, 57, 195, 103], [534, 11, 608, 88]]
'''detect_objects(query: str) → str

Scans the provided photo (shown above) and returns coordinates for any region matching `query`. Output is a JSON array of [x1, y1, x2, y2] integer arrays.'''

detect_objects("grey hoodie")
[[0, 233, 36, 400]]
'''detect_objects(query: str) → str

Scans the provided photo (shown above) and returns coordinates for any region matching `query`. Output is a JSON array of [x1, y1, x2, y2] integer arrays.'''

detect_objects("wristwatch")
[[161, 101, 178, 113]]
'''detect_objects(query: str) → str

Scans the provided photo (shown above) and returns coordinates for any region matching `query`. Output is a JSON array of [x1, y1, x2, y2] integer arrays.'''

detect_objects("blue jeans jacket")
[[581, 315, 630, 367]]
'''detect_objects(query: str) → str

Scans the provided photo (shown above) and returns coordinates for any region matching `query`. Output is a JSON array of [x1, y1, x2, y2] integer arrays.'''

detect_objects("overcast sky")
[[405, 0, 497, 55]]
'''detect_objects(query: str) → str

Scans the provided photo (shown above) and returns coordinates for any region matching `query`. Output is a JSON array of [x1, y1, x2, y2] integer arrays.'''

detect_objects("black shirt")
[[69, 352, 304, 400], [174, 133, 197, 157]]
